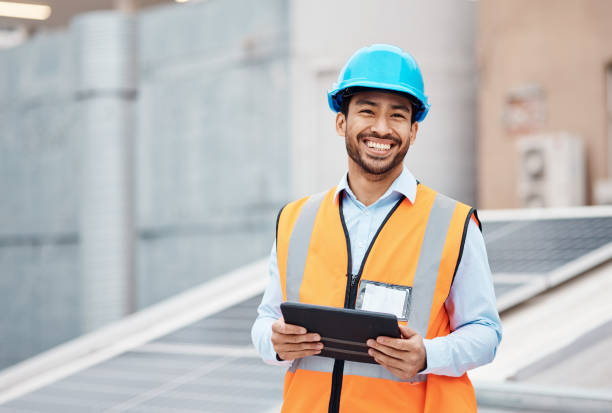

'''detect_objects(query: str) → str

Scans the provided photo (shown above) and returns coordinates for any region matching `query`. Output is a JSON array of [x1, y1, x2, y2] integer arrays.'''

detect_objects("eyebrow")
[[354, 98, 378, 107], [390, 104, 412, 113], [354, 99, 412, 113]]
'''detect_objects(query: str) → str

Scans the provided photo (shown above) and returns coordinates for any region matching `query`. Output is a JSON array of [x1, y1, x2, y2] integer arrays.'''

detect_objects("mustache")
[[356, 131, 401, 145]]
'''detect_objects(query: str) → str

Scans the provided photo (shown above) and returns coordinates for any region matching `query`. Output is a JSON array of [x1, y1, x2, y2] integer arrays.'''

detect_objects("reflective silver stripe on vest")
[[407, 193, 457, 338], [286, 191, 457, 383], [285, 191, 326, 302], [344, 360, 427, 383], [291, 357, 427, 383], [289, 354, 334, 373]]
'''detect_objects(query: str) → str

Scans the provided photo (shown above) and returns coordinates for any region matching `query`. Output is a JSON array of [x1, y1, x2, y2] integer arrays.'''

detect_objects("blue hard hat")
[[328, 44, 430, 122]]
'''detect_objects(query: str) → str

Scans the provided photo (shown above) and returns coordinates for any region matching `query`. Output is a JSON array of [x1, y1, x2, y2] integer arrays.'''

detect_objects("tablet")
[[280, 302, 401, 364]]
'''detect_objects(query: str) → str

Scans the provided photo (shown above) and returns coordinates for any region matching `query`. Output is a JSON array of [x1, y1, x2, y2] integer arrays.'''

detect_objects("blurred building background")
[[0, 0, 611, 411], [0, 0, 289, 370], [478, 0, 612, 208]]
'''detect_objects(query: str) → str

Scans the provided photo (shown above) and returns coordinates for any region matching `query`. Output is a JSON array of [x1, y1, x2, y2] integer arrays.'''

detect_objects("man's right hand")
[[271, 318, 323, 361]]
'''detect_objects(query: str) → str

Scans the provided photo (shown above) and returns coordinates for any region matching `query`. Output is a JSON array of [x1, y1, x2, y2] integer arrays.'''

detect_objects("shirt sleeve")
[[420, 218, 503, 376], [251, 241, 293, 366]]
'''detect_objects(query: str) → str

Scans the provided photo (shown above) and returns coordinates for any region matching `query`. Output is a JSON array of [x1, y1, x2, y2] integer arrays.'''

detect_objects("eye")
[[359, 109, 374, 115], [391, 113, 406, 119]]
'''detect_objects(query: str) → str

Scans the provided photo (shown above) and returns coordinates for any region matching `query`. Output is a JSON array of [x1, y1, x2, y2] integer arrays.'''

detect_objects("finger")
[[272, 320, 307, 335], [369, 348, 405, 369], [371, 350, 416, 381], [399, 324, 418, 339], [272, 332, 321, 344], [366, 339, 406, 359], [278, 348, 322, 361], [370, 336, 414, 351], [274, 341, 324, 353]]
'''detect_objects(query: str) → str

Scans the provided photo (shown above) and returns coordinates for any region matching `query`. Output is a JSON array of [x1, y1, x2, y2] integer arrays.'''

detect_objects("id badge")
[[355, 280, 411, 321]]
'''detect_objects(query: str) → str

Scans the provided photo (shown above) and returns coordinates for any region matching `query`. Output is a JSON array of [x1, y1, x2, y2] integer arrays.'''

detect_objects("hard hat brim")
[[328, 81, 430, 122]]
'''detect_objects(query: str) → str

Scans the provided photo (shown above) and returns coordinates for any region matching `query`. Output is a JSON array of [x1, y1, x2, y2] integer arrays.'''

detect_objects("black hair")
[[338, 87, 421, 123]]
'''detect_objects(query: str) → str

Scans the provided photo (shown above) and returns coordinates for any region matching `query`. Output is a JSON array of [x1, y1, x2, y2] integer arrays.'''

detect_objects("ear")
[[409, 121, 419, 146], [335, 112, 346, 137]]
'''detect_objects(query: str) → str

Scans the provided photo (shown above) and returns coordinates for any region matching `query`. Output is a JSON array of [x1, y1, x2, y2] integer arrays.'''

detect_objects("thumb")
[[399, 324, 418, 339]]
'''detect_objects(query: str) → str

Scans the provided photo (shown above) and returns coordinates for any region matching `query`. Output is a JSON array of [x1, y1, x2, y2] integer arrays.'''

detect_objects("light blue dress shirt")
[[251, 167, 502, 377]]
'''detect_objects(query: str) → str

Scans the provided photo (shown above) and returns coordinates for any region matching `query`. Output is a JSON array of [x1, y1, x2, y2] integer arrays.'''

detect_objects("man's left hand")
[[366, 324, 426, 380]]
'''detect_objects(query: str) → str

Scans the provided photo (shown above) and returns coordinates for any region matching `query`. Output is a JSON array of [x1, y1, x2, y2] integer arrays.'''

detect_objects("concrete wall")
[[0, 31, 81, 370], [135, 0, 289, 307], [289, 0, 478, 205], [0, 0, 290, 370], [478, 0, 612, 208]]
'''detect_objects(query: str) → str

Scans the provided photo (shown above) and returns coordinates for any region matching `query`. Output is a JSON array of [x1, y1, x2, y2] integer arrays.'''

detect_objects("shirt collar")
[[333, 166, 417, 205]]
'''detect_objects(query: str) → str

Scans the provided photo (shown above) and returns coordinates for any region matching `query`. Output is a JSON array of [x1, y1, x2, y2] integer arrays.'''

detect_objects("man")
[[251, 44, 501, 413]]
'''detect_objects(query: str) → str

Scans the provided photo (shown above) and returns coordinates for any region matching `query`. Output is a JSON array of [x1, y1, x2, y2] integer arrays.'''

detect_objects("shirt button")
[[358, 241, 365, 248], [364, 210, 370, 216]]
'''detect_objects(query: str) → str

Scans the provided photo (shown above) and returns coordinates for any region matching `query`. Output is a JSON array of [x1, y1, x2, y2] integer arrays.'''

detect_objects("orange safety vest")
[[276, 183, 480, 413]]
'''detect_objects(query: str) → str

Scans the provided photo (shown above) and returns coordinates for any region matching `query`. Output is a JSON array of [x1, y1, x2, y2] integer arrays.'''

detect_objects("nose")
[[370, 114, 393, 136]]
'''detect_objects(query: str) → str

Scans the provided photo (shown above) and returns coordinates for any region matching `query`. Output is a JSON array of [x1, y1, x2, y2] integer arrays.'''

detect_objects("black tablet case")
[[280, 302, 401, 364]]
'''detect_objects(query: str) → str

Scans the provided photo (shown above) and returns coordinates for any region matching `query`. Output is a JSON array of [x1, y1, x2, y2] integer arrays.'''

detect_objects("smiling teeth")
[[366, 141, 391, 150]]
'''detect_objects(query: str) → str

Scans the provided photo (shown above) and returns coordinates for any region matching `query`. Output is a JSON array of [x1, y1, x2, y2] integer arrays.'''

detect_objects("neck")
[[347, 162, 403, 206]]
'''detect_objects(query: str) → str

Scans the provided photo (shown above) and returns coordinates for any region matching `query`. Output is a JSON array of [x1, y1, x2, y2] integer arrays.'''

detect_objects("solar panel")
[[484, 217, 612, 273], [492, 281, 526, 298], [483, 215, 612, 311], [0, 355, 284, 412], [0, 294, 285, 413], [153, 295, 259, 347]]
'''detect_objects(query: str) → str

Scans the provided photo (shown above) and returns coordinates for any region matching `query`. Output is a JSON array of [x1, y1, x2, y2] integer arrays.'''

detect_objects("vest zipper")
[[328, 193, 405, 413]]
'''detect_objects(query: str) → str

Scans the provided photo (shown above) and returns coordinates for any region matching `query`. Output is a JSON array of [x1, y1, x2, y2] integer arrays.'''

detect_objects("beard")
[[345, 129, 409, 176]]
